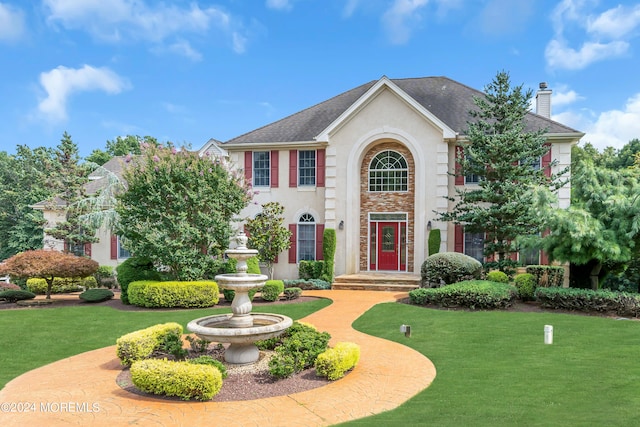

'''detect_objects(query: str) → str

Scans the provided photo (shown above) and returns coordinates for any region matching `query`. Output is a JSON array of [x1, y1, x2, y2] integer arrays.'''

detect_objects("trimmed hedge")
[[128, 281, 219, 308], [115, 256, 161, 305], [536, 287, 640, 317], [79, 288, 114, 303], [421, 252, 483, 288], [261, 280, 284, 301], [26, 276, 98, 294], [299, 260, 325, 280], [321, 228, 336, 283], [315, 342, 360, 380], [409, 280, 517, 309], [131, 358, 222, 401], [514, 273, 537, 301], [0, 289, 36, 303], [116, 322, 183, 366]]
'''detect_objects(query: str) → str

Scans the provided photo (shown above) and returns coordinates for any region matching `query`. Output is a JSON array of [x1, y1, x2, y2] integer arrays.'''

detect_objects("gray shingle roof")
[[224, 76, 581, 145]]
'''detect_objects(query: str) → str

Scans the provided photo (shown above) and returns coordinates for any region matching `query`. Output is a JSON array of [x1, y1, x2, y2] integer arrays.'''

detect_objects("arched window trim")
[[368, 150, 409, 192], [297, 213, 316, 261]]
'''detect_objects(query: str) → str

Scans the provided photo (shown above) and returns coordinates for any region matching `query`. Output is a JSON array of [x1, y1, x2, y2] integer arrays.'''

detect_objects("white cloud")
[[43, 0, 246, 55], [552, 87, 584, 107], [343, 0, 361, 18], [546, 0, 640, 70], [554, 94, 640, 150], [166, 40, 203, 61], [381, 0, 429, 45], [0, 2, 25, 42], [37, 65, 130, 123]]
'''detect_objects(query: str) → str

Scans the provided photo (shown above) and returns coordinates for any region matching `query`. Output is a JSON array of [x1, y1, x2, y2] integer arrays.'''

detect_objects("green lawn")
[[0, 299, 330, 389], [2, 299, 639, 426], [345, 303, 640, 426]]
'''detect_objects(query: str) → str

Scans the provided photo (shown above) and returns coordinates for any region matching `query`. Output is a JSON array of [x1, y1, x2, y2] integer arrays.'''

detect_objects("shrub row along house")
[[36, 76, 583, 280]]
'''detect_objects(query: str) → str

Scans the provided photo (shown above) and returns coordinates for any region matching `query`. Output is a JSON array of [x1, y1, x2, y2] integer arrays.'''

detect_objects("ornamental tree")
[[244, 202, 292, 279], [438, 71, 565, 273], [0, 250, 99, 299], [115, 145, 252, 280]]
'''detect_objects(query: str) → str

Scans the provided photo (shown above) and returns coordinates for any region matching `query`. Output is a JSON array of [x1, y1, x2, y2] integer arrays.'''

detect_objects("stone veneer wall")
[[360, 141, 415, 272]]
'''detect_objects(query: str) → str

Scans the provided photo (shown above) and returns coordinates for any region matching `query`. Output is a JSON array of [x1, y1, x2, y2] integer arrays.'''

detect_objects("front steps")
[[331, 273, 420, 292]]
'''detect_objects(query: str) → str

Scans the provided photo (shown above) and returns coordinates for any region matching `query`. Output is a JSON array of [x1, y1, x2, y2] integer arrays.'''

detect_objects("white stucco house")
[[199, 76, 583, 280], [34, 76, 583, 280]]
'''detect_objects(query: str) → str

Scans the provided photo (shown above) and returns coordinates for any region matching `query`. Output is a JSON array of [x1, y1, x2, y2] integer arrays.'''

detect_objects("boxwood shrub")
[[315, 342, 360, 381], [409, 280, 517, 309], [128, 281, 219, 308], [79, 288, 114, 303], [536, 287, 640, 317], [265, 322, 331, 379], [0, 289, 36, 303], [115, 256, 161, 304], [130, 358, 222, 401], [261, 280, 284, 302], [526, 265, 564, 287], [486, 270, 509, 283], [514, 273, 537, 301], [421, 252, 483, 288], [116, 322, 183, 366], [283, 287, 302, 300]]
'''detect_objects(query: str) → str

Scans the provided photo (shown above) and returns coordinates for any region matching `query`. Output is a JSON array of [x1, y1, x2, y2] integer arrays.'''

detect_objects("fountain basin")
[[187, 313, 293, 364]]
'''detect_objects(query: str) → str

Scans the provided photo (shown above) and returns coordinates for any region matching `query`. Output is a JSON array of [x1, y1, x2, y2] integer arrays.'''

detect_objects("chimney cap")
[[539, 82, 548, 90]]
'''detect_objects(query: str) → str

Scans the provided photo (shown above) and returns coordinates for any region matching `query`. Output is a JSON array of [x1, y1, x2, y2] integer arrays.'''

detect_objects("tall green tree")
[[115, 146, 252, 280], [438, 71, 565, 272], [537, 160, 640, 289], [0, 146, 58, 260], [244, 202, 292, 279]]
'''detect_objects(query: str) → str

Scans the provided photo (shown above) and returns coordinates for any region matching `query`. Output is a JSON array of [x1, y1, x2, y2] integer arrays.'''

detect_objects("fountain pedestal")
[[187, 232, 292, 364]]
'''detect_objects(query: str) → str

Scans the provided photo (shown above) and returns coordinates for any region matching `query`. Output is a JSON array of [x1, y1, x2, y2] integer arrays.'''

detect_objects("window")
[[297, 213, 316, 261], [464, 232, 484, 263], [465, 154, 481, 184], [369, 150, 408, 192], [253, 151, 270, 187], [118, 237, 131, 259], [520, 156, 542, 171], [298, 150, 316, 186]]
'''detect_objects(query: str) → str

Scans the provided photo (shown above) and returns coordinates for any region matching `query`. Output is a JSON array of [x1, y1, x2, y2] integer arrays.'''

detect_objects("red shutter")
[[317, 149, 325, 187], [244, 151, 253, 184], [455, 146, 464, 185], [288, 224, 297, 263], [289, 150, 297, 187], [270, 150, 279, 188], [454, 224, 464, 253], [316, 224, 325, 260], [542, 144, 552, 178], [110, 235, 118, 259], [84, 243, 92, 257]]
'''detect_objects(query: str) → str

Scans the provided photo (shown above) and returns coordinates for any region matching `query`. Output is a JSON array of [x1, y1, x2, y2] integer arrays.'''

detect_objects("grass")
[[344, 303, 640, 426], [2, 298, 639, 426], [0, 299, 331, 389]]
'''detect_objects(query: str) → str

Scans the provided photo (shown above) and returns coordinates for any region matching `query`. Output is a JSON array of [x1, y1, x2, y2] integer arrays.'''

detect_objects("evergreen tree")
[[438, 71, 565, 272]]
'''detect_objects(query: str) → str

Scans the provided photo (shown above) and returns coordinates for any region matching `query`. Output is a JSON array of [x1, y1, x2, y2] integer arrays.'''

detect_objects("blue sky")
[[1, 0, 639, 158]]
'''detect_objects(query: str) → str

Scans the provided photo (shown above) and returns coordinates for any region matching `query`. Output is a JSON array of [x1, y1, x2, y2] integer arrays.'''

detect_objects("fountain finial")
[[236, 231, 249, 249]]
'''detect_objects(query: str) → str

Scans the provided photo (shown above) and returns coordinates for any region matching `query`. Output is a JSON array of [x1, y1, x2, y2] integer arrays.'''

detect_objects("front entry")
[[369, 213, 407, 272]]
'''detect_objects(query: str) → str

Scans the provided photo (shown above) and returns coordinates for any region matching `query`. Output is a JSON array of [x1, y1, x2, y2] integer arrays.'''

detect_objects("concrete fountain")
[[187, 232, 293, 364]]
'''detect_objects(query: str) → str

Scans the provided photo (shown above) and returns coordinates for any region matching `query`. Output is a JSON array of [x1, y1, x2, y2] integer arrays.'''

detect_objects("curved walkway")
[[0, 290, 436, 426]]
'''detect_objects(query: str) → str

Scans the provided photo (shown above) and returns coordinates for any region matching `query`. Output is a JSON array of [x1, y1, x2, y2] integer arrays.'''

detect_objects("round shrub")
[[421, 252, 483, 288], [261, 280, 284, 302], [514, 273, 537, 301], [116, 256, 161, 304], [486, 270, 509, 283], [283, 287, 302, 300], [79, 288, 114, 303], [0, 289, 36, 302], [130, 358, 222, 401], [128, 281, 219, 308]]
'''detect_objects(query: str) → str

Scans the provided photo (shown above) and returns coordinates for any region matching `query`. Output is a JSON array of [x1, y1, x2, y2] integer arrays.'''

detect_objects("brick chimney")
[[536, 82, 552, 119]]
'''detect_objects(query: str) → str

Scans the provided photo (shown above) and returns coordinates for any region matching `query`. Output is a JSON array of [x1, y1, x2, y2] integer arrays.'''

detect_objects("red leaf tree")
[[0, 250, 99, 299]]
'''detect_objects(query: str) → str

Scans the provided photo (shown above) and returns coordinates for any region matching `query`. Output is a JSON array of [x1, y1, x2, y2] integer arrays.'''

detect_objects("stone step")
[[331, 273, 420, 292]]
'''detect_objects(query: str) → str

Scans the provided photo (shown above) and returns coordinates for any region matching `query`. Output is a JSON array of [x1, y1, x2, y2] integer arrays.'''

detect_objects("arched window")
[[369, 150, 408, 192], [298, 213, 316, 261]]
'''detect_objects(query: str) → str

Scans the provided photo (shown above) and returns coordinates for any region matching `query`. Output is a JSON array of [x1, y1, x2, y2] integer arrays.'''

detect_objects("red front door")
[[377, 222, 399, 270]]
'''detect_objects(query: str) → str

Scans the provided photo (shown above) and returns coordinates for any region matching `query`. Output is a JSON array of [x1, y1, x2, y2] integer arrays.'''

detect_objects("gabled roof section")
[[223, 76, 582, 146], [198, 138, 228, 157]]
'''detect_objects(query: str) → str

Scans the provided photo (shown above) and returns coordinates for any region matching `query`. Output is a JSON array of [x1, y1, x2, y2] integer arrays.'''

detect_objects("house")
[[200, 76, 583, 280], [31, 156, 130, 267]]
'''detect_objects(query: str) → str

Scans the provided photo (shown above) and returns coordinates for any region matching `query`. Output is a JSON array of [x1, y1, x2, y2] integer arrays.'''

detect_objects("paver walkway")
[[0, 290, 436, 426]]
